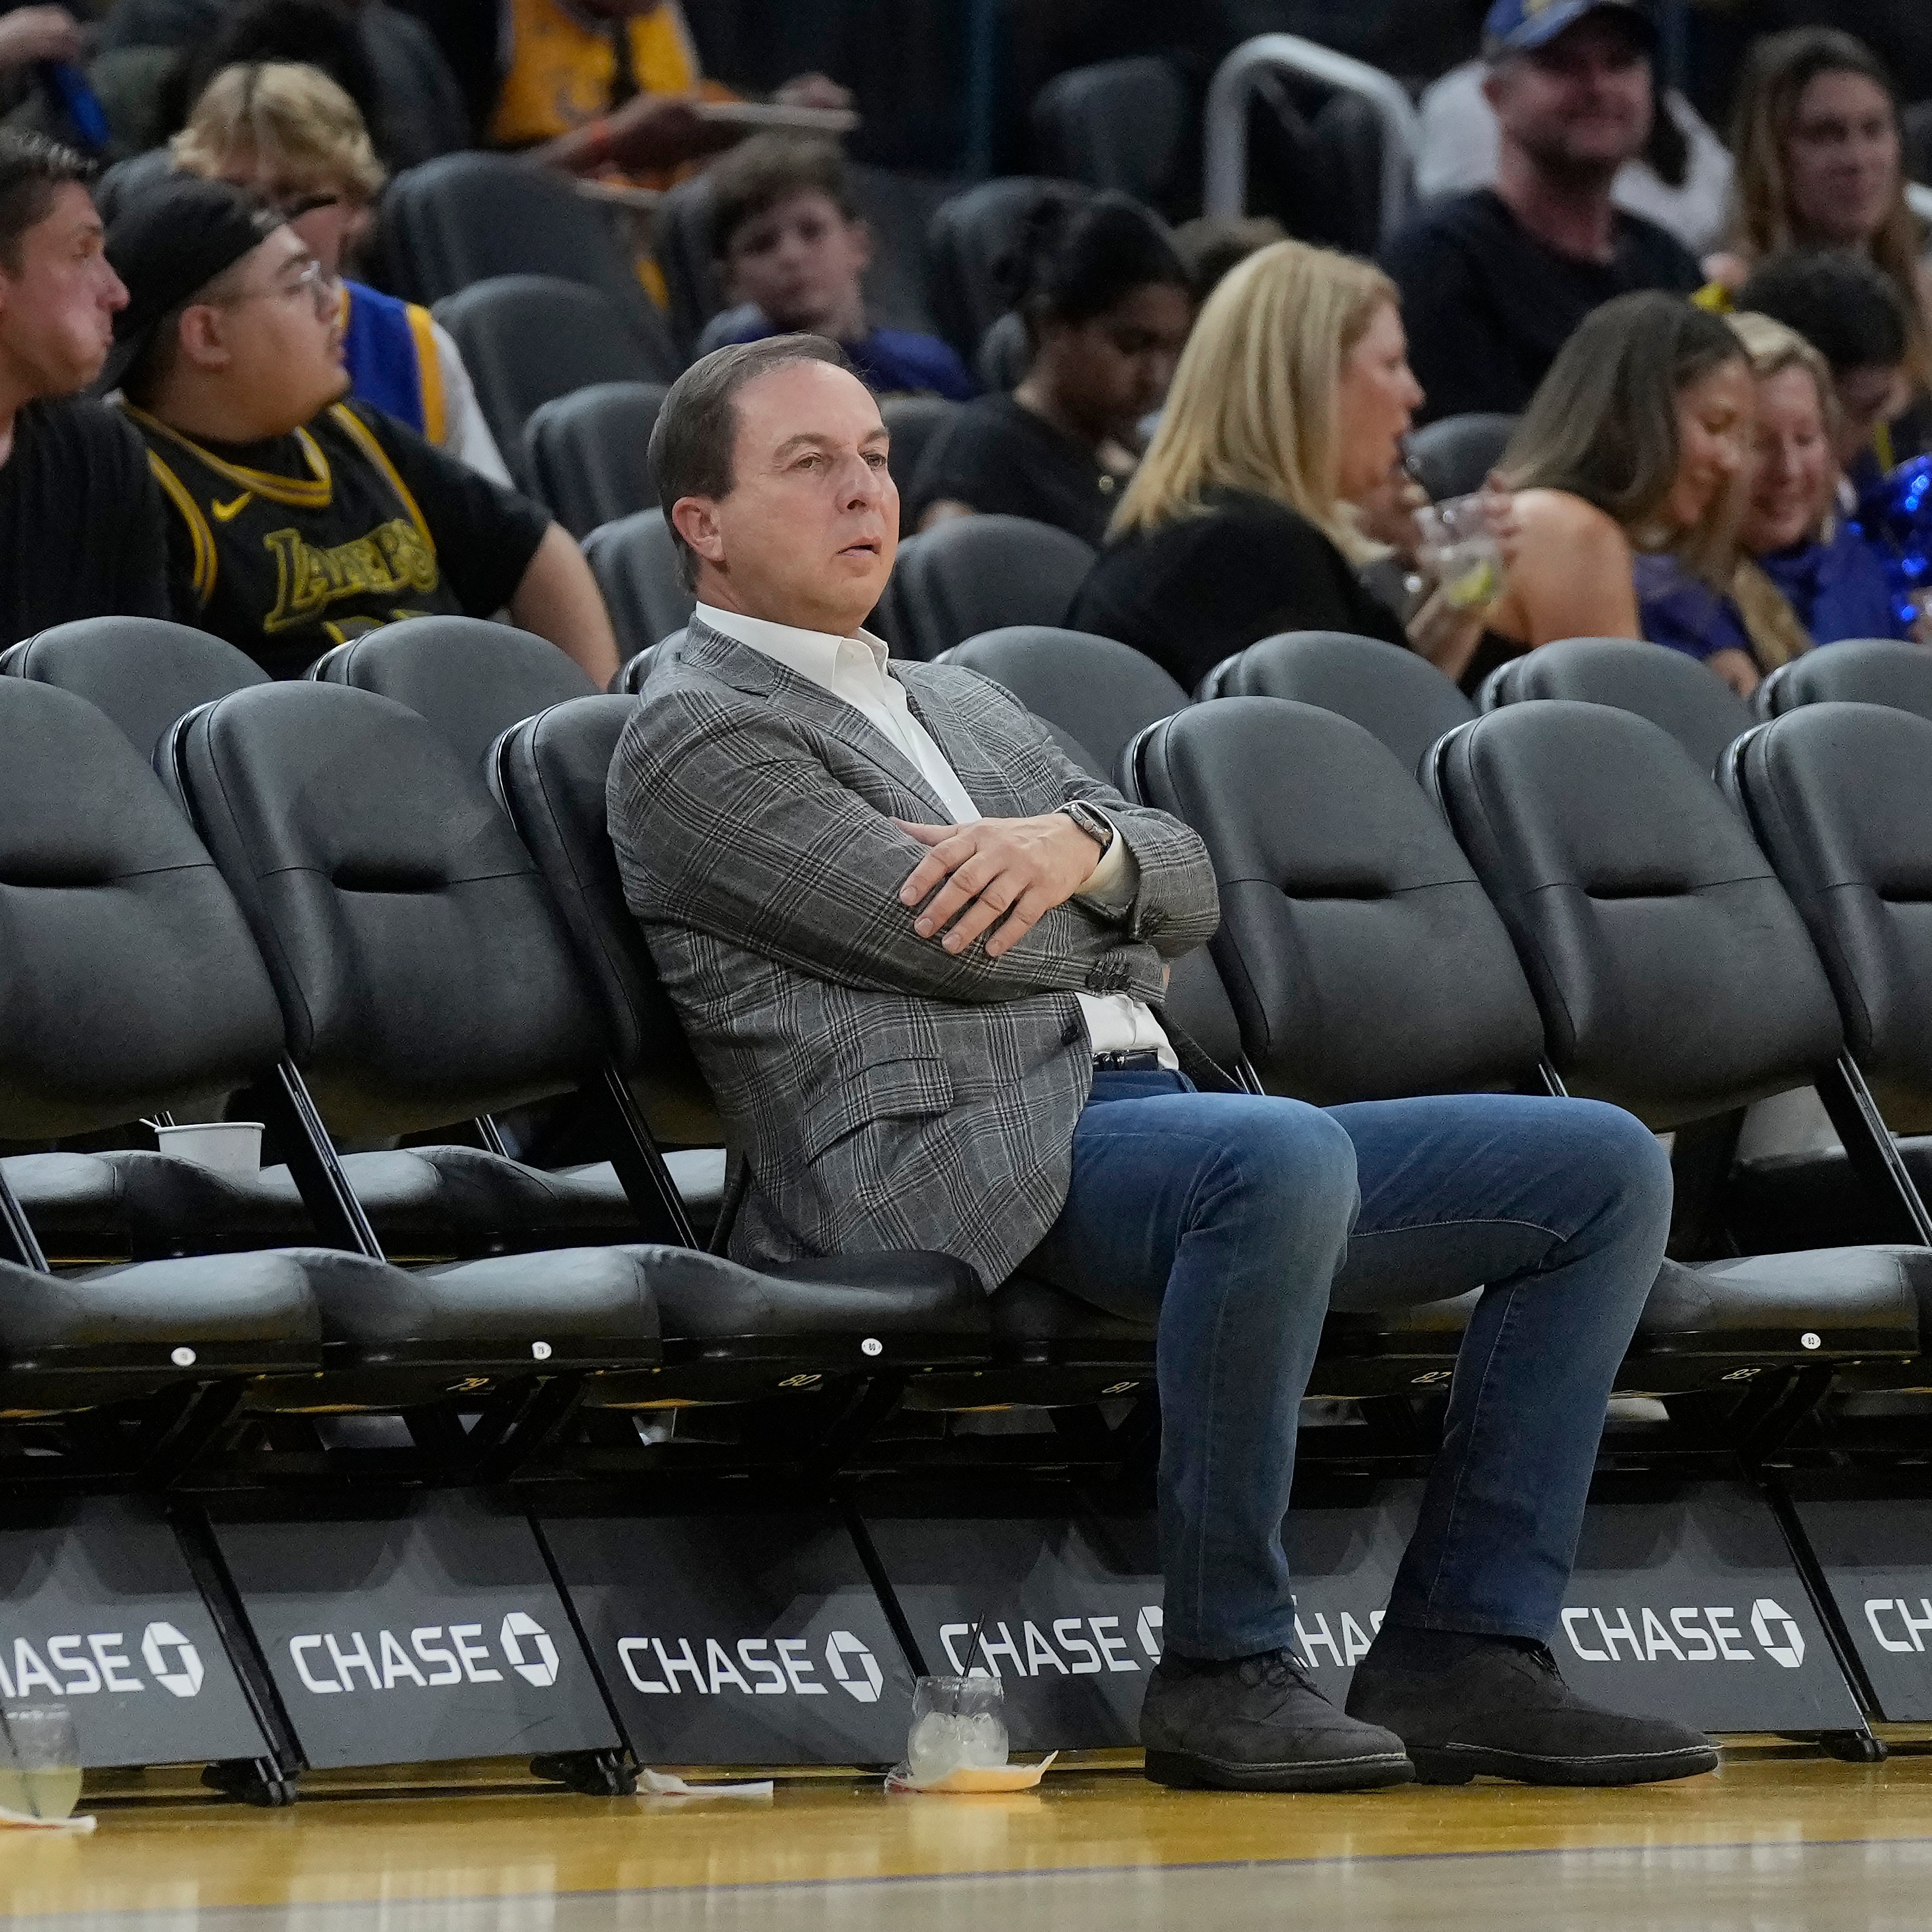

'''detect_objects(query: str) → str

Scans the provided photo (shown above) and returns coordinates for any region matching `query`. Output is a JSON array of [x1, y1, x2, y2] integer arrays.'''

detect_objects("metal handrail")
[[1908, 181, 1932, 227], [1203, 33, 1420, 243]]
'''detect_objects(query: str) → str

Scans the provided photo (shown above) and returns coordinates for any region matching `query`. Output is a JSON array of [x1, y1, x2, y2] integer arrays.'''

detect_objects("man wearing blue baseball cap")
[[1383, 0, 1702, 424]]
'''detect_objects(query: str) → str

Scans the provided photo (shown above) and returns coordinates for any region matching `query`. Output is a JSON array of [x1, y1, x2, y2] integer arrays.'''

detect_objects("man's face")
[[676, 359, 896, 634], [723, 189, 869, 335], [0, 181, 126, 399], [1485, 13, 1654, 180], [188, 226, 349, 435]]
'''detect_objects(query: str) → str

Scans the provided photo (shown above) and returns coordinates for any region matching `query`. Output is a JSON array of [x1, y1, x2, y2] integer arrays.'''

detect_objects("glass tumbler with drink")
[[1413, 492, 1506, 613]]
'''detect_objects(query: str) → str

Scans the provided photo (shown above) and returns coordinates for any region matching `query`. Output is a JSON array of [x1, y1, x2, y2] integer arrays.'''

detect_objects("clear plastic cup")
[[0, 1705, 81, 1821], [1415, 493, 1504, 611], [906, 1673, 1008, 1783]]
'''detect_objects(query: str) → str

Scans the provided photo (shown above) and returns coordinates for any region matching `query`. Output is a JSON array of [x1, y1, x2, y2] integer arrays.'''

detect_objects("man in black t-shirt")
[[1382, 0, 1702, 424], [101, 176, 620, 682], [0, 128, 171, 644]]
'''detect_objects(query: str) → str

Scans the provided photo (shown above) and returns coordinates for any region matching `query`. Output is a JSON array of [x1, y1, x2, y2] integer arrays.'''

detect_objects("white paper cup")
[[155, 1123, 264, 1177]]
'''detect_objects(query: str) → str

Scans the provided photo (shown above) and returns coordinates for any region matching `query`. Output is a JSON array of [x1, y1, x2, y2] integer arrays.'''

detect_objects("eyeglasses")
[[216, 256, 343, 319]]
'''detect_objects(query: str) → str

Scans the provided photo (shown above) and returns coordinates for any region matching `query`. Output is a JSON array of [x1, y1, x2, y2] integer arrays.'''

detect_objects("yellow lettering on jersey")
[[261, 518, 440, 634]]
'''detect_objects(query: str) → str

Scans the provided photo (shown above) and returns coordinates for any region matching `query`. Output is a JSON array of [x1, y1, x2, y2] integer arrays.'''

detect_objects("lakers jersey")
[[490, 0, 701, 148], [122, 401, 463, 678]]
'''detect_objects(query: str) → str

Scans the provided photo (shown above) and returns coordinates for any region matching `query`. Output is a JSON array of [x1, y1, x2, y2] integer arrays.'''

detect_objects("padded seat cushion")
[[0, 1250, 321, 1353], [990, 1273, 1152, 1346], [359, 1248, 659, 1357], [1645, 1249, 1922, 1343], [624, 1247, 987, 1341]]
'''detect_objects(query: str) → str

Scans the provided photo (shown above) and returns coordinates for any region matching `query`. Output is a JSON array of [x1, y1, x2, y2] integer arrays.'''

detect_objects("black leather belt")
[[1092, 1050, 1167, 1072]]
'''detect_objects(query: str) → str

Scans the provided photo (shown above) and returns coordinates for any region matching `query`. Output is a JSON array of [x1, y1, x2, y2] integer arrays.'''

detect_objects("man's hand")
[[897, 812, 1104, 960], [596, 93, 737, 172], [775, 73, 854, 111], [0, 7, 83, 69]]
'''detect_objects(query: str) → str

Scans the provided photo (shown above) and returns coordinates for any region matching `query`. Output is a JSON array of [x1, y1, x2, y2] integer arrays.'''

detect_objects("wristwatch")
[[1057, 800, 1116, 858]]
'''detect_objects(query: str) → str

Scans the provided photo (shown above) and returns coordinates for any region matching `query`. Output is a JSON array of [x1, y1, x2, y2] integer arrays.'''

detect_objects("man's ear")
[[175, 302, 232, 372], [670, 493, 727, 571]]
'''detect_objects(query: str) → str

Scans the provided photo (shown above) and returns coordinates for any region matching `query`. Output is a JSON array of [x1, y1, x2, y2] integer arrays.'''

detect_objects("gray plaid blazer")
[[607, 617, 1221, 1291]]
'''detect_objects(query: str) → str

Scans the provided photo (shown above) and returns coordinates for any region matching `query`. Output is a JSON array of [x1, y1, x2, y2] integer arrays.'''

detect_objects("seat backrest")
[[888, 515, 1097, 661], [1131, 697, 1545, 1103], [583, 509, 697, 660], [926, 176, 1077, 360], [379, 151, 672, 348], [0, 617, 267, 758], [166, 683, 608, 1139], [493, 695, 721, 1145], [1030, 56, 1191, 208], [1725, 702, 1932, 1126], [1405, 412, 1518, 503], [881, 393, 962, 494], [521, 381, 666, 538], [1430, 701, 1842, 1129], [0, 678, 283, 1138], [1485, 635, 1754, 775], [941, 627, 1187, 779], [433, 276, 674, 471], [617, 629, 685, 696], [1217, 630, 1475, 777], [308, 617, 600, 771], [1758, 638, 1932, 721]]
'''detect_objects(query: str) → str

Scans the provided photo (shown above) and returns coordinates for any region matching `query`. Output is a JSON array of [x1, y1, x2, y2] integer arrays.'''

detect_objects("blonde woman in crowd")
[[172, 61, 510, 481], [1067, 238, 1515, 693]]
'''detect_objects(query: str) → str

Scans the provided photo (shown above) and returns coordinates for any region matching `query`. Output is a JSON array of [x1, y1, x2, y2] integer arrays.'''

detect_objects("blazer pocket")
[[795, 1054, 956, 1164]]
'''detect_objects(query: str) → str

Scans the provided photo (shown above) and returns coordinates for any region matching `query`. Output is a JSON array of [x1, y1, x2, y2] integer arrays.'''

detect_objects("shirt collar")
[[694, 602, 892, 692]]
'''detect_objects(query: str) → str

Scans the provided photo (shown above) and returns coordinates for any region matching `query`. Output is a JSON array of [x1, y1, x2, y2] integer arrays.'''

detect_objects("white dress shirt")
[[696, 602, 1175, 1066]]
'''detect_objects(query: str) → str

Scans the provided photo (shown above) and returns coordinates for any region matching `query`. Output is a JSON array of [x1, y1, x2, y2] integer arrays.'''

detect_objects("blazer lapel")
[[679, 619, 957, 822], [897, 665, 1032, 818]]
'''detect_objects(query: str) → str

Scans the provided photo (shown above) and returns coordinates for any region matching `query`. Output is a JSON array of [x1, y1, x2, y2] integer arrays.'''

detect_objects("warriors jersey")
[[121, 399, 551, 678]]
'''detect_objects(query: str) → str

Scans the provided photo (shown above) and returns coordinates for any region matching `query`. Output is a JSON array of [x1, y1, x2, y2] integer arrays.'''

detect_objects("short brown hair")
[[708, 135, 858, 261], [649, 335, 852, 589]]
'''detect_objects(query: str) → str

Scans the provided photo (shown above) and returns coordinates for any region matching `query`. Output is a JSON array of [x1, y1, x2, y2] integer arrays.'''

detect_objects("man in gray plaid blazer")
[[610, 337, 1714, 1796]]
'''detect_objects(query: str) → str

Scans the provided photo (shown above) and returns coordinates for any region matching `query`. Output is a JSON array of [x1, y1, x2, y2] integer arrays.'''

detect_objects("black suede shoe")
[[1345, 1627, 1719, 1787], [1140, 1647, 1415, 1792]]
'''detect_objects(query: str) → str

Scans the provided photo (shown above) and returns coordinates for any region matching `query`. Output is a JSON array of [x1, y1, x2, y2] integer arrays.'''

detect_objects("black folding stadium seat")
[[1202, 630, 1476, 776], [0, 676, 662, 1475], [378, 153, 677, 367], [1406, 414, 1518, 504], [1428, 700, 1923, 1392], [1757, 638, 1932, 721], [1482, 635, 1753, 774], [583, 509, 696, 661], [926, 177, 1076, 363], [521, 382, 665, 539], [0, 616, 266, 756], [939, 627, 1188, 780], [1030, 57, 1192, 212], [881, 394, 962, 496], [172, 682, 989, 1417], [432, 277, 678, 477], [1724, 702, 1932, 1258], [1133, 695, 1918, 1396], [617, 630, 685, 695], [882, 515, 1097, 661]]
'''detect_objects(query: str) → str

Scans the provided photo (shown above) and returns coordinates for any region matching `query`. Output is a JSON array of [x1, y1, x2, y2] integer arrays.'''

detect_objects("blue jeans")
[[1024, 1072, 1673, 1660]]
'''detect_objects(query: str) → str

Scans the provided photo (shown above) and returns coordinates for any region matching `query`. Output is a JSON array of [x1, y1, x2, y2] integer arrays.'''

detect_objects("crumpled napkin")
[[886, 1753, 1057, 1794], [636, 1770, 773, 1802], [0, 1804, 95, 1832]]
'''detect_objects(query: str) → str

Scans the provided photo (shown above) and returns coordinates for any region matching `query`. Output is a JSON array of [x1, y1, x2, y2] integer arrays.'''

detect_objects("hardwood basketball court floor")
[[10, 1741, 1932, 1930]]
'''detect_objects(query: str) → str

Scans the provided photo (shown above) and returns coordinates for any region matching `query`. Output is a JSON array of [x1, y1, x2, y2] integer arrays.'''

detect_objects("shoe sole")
[[1144, 1747, 1417, 1793], [1409, 1742, 1720, 1787]]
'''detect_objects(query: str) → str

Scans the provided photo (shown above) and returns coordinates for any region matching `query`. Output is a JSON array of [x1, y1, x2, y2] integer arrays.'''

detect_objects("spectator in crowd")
[[1711, 28, 1931, 473], [0, 128, 170, 642], [1068, 241, 1516, 693], [170, 61, 509, 481], [1383, 0, 1703, 424], [1737, 249, 1911, 491], [1171, 213, 1286, 305], [695, 136, 974, 401], [102, 176, 619, 682], [1418, 51, 1734, 255], [612, 332, 1713, 1795], [99, 0, 469, 168], [1637, 313, 1914, 689], [905, 191, 1192, 544], [1481, 293, 1753, 668], [396, 0, 847, 183]]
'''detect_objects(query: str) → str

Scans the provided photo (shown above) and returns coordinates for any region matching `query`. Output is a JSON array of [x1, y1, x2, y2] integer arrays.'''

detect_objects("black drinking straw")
[[954, 1610, 990, 1713]]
